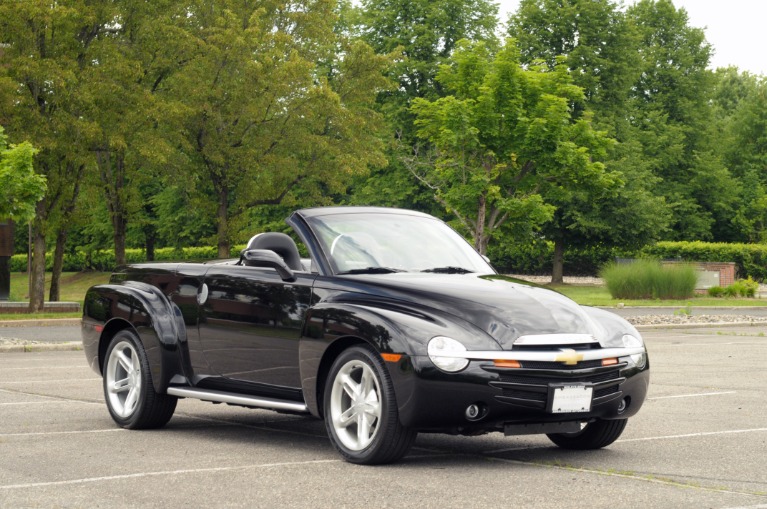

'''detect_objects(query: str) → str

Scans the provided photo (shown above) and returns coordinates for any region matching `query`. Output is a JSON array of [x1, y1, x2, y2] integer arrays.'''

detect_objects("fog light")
[[465, 403, 486, 421], [617, 397, 629, 414]]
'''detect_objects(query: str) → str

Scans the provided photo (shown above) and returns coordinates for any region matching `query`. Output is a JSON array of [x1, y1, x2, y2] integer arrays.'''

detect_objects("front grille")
[[487, 365, 625, 410]]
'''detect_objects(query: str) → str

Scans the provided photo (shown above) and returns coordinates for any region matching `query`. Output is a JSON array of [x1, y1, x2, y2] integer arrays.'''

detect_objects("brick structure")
[[662, 260, 737, 289]]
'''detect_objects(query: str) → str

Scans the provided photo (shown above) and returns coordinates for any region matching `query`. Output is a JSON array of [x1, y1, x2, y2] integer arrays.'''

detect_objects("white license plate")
[[550, 385, 593, 413]]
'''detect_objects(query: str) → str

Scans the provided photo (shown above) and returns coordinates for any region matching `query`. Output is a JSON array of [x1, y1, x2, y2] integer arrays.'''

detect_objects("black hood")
[[328, 273, 605, 349]]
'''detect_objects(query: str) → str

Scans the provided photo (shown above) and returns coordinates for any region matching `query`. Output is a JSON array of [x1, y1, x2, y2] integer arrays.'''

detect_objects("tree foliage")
[[410, 39, 618, 256], [0, 126, 46, 222]]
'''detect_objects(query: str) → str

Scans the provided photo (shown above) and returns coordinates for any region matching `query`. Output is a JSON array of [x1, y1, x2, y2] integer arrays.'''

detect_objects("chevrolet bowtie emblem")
[[555, 349, 584, 366]]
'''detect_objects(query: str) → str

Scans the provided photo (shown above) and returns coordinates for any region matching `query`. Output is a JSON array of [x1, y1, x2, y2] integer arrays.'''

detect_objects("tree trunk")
[[28, 204, 47, 312], [96, 150, 128, 267], [475, 193, 487, 255], [50, 163, 84, 300], [551, 238, 565, 284], [217, 188, 229, 259], [113, 214, 127, 266], [49, 229, 67, 302], [145, 228, 155, 261]]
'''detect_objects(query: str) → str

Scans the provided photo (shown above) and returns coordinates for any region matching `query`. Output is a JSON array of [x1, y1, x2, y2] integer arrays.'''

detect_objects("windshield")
[[305, 212, 495, 275]]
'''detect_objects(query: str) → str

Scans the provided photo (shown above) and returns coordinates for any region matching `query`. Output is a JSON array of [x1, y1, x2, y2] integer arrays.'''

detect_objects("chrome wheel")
[[329, 359, 382, 451], [105, 340, 142, 418]]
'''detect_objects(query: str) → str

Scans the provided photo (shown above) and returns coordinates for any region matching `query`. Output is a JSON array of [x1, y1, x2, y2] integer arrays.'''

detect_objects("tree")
[[713, 69, 767, 241], [346, 0, 499, 211], [0, 0, 96, 309], [508, 0, 641, 124], [75, 0, 194, 266], [628, 0, 738, 241], [410, 39, 618, 263], [170, 1, 391, 257], [507, 0, 670, 280], [0, 126, 46, 222]]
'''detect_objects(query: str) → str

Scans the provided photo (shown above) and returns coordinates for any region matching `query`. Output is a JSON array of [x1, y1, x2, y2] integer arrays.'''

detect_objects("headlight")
[[621, 334, 647, 368], [427, 336, 469, 372], [622, 334, 644, 348]]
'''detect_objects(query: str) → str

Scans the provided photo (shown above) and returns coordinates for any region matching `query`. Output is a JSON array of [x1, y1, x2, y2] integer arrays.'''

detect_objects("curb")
[[0, 318, 81, 328], [0, 341, 82, 353], [634, 320, 767, 330]]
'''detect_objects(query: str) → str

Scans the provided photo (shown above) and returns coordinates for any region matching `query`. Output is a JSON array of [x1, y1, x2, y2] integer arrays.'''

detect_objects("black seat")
[[242, 232, 304, 271]]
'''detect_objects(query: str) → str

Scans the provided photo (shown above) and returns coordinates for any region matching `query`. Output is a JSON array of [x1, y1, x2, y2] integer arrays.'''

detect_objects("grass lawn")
[[7, 272, 111, 305], [552, 284, 767, 307]]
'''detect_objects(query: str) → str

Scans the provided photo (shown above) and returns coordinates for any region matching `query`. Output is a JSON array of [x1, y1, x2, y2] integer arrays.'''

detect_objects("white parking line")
[[649, 391, 736, 400], [0, 378, 101, 384], [0, 429, 125, 438], [0, 459, 343, 490], [618, 428, 767, 443], [484, 427, 767, 454], [0, 366, 90, 371], [0, 400, 100, 406]]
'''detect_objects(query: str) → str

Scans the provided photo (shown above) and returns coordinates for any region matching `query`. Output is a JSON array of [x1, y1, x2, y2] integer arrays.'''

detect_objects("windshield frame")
[[297, 208, 495, 276]]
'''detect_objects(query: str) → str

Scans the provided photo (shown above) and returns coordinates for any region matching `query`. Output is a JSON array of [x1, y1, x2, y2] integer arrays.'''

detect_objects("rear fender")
[[82, 281, 187, 392]]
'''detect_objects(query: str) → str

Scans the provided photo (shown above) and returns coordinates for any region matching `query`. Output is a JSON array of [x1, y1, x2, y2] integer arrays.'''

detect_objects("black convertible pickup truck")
[[82, 206, 649, 464]]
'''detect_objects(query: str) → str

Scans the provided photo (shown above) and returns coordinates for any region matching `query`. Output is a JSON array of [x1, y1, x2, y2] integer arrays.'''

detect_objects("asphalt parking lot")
[[1, 324, 766, 509]]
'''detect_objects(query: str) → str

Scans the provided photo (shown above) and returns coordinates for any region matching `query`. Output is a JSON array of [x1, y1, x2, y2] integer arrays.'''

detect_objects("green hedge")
[[9, 245, 246, 273], [489, 242, 629, 276], [640, 241, 767, 282]]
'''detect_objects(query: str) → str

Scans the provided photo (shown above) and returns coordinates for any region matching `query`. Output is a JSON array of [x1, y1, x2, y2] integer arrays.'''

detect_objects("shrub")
[[600, 259, 697, 300], [707, 286, 725, 297], [720, 277, 759, 298]]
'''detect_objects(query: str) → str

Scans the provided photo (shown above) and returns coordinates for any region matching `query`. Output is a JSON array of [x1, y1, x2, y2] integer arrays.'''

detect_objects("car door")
[[197, 265, 315, 392]]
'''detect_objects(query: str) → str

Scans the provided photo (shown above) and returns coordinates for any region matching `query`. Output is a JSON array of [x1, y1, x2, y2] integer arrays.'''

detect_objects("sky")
[[496, 0, 767, 76]]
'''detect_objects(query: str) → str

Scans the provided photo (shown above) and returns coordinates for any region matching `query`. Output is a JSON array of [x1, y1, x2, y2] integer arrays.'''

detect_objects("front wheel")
[[547, 418, 628, 449], [323, 345, 416, 465], [103, 329, 177, 429]]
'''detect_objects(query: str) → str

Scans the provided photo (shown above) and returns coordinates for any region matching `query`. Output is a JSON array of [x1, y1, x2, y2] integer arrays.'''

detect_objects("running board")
[[166, 387, 308, 413]]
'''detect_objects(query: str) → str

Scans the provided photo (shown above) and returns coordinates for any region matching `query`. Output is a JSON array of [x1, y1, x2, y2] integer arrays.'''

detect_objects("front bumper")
[[388, 352, 650, 432]]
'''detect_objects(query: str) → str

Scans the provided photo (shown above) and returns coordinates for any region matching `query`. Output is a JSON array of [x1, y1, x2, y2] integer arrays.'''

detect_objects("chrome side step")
[[166, 387, 308, 413]]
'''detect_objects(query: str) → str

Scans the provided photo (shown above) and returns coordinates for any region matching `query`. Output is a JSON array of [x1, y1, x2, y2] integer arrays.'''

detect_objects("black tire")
[[547, 419, 628, 450], [323, 345, 416, 465], [102, 329, 177, 429]]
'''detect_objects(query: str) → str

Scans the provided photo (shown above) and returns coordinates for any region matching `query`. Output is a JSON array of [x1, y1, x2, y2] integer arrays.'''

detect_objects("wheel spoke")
[[124, 386, 138, 413], [357, 412, 372, 446], [117, 350, 133, 373], [339, 372, 359, 400], [110, 377, 130, 394], [336, 406, 356, 428]]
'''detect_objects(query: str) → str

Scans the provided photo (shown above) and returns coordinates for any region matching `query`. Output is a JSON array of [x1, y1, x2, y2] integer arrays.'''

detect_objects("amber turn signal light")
[[493, 359, 521, 368]]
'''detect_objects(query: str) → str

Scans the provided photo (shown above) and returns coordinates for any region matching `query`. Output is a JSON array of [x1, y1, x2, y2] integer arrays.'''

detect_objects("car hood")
[[333, 273, 606, 349]]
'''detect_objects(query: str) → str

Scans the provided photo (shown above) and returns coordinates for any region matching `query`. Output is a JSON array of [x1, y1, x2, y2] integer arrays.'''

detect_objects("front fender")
[[298, 300, 501, 418], [82, 281, 187, 393]]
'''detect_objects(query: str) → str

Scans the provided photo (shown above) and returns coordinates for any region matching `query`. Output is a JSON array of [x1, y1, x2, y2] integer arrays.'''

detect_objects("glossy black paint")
[[83, 206, 650, 435]]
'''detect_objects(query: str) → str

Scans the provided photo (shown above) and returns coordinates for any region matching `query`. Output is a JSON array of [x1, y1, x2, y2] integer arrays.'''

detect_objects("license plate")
[[549, 384, 593, 413]]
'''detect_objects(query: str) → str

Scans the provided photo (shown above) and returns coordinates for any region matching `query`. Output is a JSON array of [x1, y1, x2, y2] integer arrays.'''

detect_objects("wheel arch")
[[83, 282, 187, 393], [314, 335, 369, 419]]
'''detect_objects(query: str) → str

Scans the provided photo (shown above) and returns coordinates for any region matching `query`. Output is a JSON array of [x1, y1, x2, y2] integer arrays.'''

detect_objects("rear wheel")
[[547, 419, 628, 449], [323, 345, 416, 464], [103, 329, 177, 429]]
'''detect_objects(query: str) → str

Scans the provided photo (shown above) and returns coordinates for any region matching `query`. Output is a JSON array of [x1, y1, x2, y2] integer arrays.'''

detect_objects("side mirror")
[[241, 249, 296, 282]]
